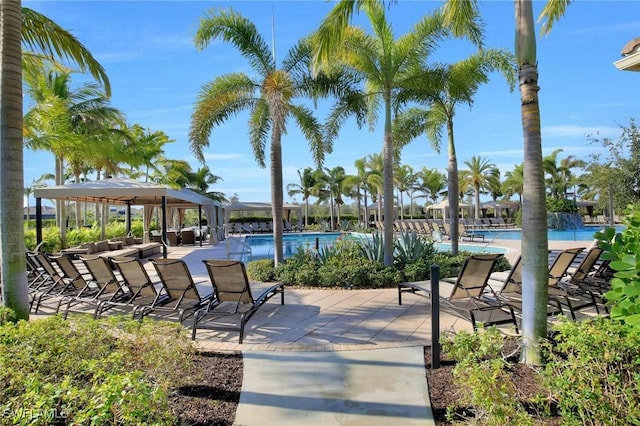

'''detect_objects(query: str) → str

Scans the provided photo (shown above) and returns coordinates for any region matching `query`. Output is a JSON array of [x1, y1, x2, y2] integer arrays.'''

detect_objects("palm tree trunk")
[[383, 102, 394, 266], [271, 133, 284, 265], [517, 0, 548, 366], [447, 120, 459, 254], [0, 0, 29, 318]]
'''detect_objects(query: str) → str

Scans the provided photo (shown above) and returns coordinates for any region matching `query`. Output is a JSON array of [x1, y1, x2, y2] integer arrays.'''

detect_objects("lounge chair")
[[192, 260, 285, 343], [149, 258, 213, 323], [69, 255, 128, 318], [398, 254, 518, 332], [488, 255, 565, 320], [27, 252, 67, 311], [103, 256, 170, 319], [547, 248, 601, 319], [48, 254, 109, 317], [458, 223, 484, 242]]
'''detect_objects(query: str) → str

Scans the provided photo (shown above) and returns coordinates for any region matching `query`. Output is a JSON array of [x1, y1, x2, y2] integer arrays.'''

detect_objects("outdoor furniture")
[[102, 257, 170, 319], [458, 223, 484, 242], [166, 231, 180, 246], [192, 260, 285, 343], [180, 229, 196, 245], [48, 254, 103, 317], [547, 248, 601, 319], [149, 258, 213, 323], [72, 255, 128, 318], [398, 254, 518, 332]]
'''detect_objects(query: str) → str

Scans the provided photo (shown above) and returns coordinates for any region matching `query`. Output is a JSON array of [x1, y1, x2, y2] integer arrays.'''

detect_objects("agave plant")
[[394, 231, 437, 265], [356, 232, 385, 263]]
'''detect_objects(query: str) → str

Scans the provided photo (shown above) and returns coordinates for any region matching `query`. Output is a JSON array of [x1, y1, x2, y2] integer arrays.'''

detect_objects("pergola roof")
[[34, 178, 217, 208]]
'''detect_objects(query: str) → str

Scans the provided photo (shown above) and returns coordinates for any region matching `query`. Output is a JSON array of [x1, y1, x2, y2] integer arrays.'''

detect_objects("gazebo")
[[425, 199, 472, 219], [34, 178, 221, 257], [223, 202, 302, 223]]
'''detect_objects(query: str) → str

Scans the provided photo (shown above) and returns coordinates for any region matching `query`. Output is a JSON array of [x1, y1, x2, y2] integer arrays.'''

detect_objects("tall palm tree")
[[1, 0, 28, 316], [287, 167, 317, 227], [415, 167, 447, 208], [559, 153, 585, 198], [394, 164, 416, 220], [365, 153, 385, 224], [125, 124, 173, 182], [460, 155, 499, 219], [190, 8, 335, 265], [315, 1, 482, 266], [502, 163, 524, 204], [394, 48, 515, 253], [444, 0, 573, 365], [24, 67, 122, 244], [2, 5, 111, 317]]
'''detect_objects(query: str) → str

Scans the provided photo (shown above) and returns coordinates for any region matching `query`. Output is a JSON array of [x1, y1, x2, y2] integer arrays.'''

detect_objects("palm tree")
[[190, 8, 336, 265], [444, 0, 574, 364], [2, 5, 111, 317], [125, 124, 174, 182], [364, 153, 385, 224], [394, 48, 515, 254], [1, 0, 29, 316], [394, 164, 416, 220], [460, 155, 499, 219], [502, 163, 524, 204], [415, 167, 447, 209], [24, 67, 122, 244], [287, 167, 317, 227], [315, 1, 482, 266]]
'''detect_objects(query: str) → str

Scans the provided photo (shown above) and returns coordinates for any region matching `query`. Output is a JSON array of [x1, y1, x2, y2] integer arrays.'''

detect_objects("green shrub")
[[595, 206, 640, 328], [393, 231, 437, 266], [247, 259, 276, 282], [0, 307, 17, 325], [0, 315, 194, 424], [542, 317, 640, 425], [441, 327, 535, 425]]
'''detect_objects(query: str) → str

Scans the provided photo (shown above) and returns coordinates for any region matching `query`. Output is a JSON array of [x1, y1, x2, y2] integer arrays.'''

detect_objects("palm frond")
[[195, 7, 275, 77], [189, 73, 259, 162], [21, 7, 111, 95]]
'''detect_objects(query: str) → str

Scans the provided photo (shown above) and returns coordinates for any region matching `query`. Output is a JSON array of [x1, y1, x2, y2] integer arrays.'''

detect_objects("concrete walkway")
[[235, 347, 432, 425]]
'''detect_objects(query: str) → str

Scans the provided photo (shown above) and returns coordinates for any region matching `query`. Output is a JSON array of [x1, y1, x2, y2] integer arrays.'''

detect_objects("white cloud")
[[542, 125, 619, 139]]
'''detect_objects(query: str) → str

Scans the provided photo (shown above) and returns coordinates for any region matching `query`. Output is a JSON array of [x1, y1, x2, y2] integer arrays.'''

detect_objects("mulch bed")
[[170, 345, 561, 425], [169, 352, 243, 426]]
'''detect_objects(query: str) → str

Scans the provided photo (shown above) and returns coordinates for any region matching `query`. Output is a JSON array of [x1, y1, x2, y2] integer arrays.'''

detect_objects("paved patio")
[[151, 237, 591, 352]]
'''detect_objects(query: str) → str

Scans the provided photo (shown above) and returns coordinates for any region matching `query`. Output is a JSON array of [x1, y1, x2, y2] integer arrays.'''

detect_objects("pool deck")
[[143, 235, 595, 352]]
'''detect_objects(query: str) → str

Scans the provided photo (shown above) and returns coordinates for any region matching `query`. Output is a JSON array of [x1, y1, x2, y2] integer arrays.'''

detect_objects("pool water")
[[247, 232, 345, 260], [246, 232, 506, 261], [477, 226, 623, 241]]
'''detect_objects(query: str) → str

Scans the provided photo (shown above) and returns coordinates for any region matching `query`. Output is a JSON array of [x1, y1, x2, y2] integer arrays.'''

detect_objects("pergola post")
[[161, 196, 168, 258]]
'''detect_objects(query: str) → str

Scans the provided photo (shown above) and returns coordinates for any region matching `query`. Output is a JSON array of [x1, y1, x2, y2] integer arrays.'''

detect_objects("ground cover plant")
[[428, 317, 640, 425], [0, 311, 241, 425]]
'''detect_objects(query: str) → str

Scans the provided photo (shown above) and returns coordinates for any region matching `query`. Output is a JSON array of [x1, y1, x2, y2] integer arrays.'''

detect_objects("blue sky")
[[24, 1, 640, 206]]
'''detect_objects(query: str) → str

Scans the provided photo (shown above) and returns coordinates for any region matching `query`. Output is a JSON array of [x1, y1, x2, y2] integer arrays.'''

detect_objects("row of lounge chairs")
[[398, 246, 610, 332], [227, 221, 302, 235], [26, 252, 284, 343], [392, 220, 486, 242]]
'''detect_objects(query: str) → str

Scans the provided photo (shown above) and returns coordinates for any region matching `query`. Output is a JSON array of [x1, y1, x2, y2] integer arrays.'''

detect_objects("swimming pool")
[[247, 232, 345, 260], [477, 226, 622, 241], [246, 232, 506, 261]]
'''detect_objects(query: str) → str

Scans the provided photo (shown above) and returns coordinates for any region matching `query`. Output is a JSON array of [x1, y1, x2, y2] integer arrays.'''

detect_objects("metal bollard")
[[315, 237, 319, 250], [431, 263, 440, 369]]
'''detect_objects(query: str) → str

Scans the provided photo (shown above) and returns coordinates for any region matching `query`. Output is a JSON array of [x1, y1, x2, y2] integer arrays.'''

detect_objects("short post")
[[315, 237, 319, 250], [431, 263, 440, 369]]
